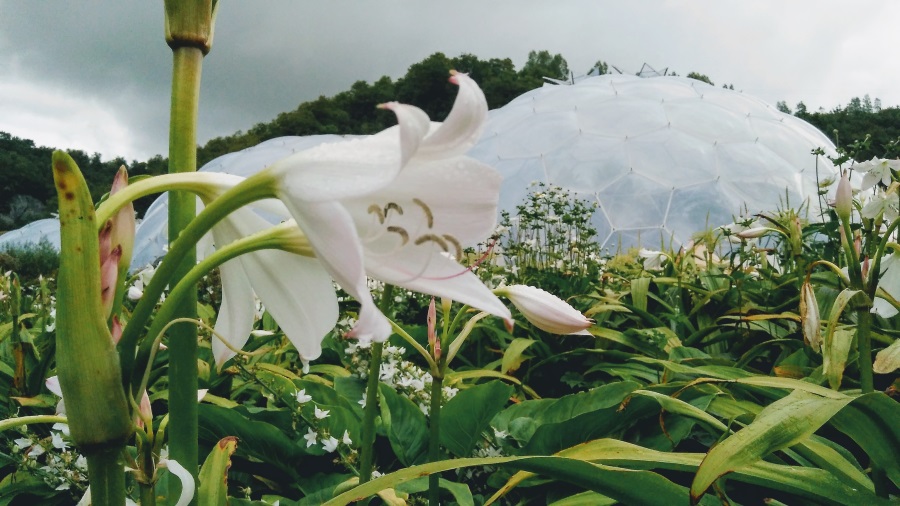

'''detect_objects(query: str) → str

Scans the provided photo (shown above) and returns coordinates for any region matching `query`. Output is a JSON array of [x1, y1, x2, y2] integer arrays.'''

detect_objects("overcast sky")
[[2, 1, 898, 162]]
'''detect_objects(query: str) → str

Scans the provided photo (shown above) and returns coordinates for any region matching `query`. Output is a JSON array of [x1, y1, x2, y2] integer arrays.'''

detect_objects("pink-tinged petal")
[[417, 72, 488, 160], [46, 376, 63, 397], [136, 391, 152, 430], [213, 257, 256, 366], [110, 166, 135, 268], [283, 198, 391, 343], [498, 285, 592, 335], [366, 250, 511, 324], [378, 102, 430, 167], [110, 314, 123, 344], [100, 245, 122, 317]]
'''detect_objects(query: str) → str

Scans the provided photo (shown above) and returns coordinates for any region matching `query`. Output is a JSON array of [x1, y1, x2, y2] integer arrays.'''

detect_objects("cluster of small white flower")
[[11, 425, 87, 494], [293, 389, 353, 454], [345, 342, 458, 414], [458, 428, 509, 484]]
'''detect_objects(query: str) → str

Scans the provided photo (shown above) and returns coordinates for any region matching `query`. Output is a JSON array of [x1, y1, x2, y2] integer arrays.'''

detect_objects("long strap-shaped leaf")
[[324, 455, 718, 506], [690, 389, 853, 501]]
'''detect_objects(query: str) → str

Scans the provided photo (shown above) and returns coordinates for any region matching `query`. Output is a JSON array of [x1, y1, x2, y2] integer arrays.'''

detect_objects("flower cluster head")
[[346, 342, 457, 414], [11, 427, 88, 495]]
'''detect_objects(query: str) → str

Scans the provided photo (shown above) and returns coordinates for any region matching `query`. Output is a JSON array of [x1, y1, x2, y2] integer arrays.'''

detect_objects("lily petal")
[[211, 207, 339, 364], [212, 256, 257, 366], [367, 250, 511, 323], [268, 100, 431, 203], [418, 72, 488, 159], [283, 198, 391, 343]]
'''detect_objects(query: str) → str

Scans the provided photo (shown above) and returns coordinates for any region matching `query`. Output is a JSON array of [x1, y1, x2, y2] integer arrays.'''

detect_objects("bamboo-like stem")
[[85, 447, 126, 506], [427, 370, 444, 506], [856, 307, 875, 393], [166, 45, 204, 506], [358, 285, 394, 483]]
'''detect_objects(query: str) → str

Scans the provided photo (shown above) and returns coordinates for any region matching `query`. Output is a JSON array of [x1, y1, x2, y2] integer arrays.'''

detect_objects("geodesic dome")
[[469, 74, 839, 251]]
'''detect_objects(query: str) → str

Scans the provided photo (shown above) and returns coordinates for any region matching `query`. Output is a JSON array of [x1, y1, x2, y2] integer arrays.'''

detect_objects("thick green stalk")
[[856, 308, 875, 393], [167, 45, 204, 505], [85, 448, 127, 506], [427, 370, 444, 506], [358, 285, 394, 483]]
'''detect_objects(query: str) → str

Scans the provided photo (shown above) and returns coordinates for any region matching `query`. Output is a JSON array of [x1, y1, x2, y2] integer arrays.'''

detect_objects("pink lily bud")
[[136, 391, 153, 430], [100, 244, 122, 317], [427, 297, 440, 361], [109, 167, 135, 272], [496, 285, 593, 335]]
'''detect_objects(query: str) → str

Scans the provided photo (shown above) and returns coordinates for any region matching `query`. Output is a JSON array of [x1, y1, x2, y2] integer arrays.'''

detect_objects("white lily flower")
[[341, 429, 353, 446], [860, 188, 899, 221], [260, 72, 511, 344], [638, 248, 668, 270], [146, 74, 511, 367], [874, 254, 900, 317], [856, 157, 900, 190], [495, 285, 592, 335], [314, 406, 330, 419]]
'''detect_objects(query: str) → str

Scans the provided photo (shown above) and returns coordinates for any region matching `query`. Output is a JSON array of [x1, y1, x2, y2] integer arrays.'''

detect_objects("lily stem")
[[85, 446, 126, 506], [166, 44, 204, 506], [427, 369, 444, 506], [358, 285, 394, 484], [856, 307, 875, 394]]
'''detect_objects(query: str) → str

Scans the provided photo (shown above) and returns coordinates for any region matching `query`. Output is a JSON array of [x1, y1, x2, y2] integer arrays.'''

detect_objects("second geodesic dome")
[[469, 74, 839, 250]]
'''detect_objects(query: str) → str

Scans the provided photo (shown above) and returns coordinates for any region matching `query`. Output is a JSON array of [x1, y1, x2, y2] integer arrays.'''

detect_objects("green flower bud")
[[52, 151, 132, 452]]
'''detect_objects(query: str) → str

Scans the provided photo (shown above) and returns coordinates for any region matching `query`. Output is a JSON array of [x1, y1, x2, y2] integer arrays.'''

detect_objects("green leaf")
[[631, 389, 728, 435], [690, 390, 853, 501], [440, 380, 513, 457], [548, 491, 616, 506], [378, 383, 429, 466], [198, 436, 238, 506], [829, 392, 900, 487], [322, 455, 716, 506], [630, 276, 651, 312], [198, 404, 311, 480], [498, 439, 889, 506], [501, 338, 536, 374], [395, 477, 474, 506]]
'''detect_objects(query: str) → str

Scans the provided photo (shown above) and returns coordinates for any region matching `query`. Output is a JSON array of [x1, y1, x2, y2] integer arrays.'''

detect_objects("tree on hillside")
[[589, 60, 609, 75], [520, 50, 570, 84], [686, 72, 714, 85]]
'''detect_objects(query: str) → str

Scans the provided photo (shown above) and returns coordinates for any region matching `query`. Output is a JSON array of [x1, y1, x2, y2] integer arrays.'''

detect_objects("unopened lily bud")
[[164, 0, 218, 54], [52, 151, 132, 451], [109, 166, 135, 272], [427, 297, 440, 361], [835, 170, 852, 222], [735, 227, 773, 240], [800, 282, 821, 352], [495, 285, 592, 335]]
